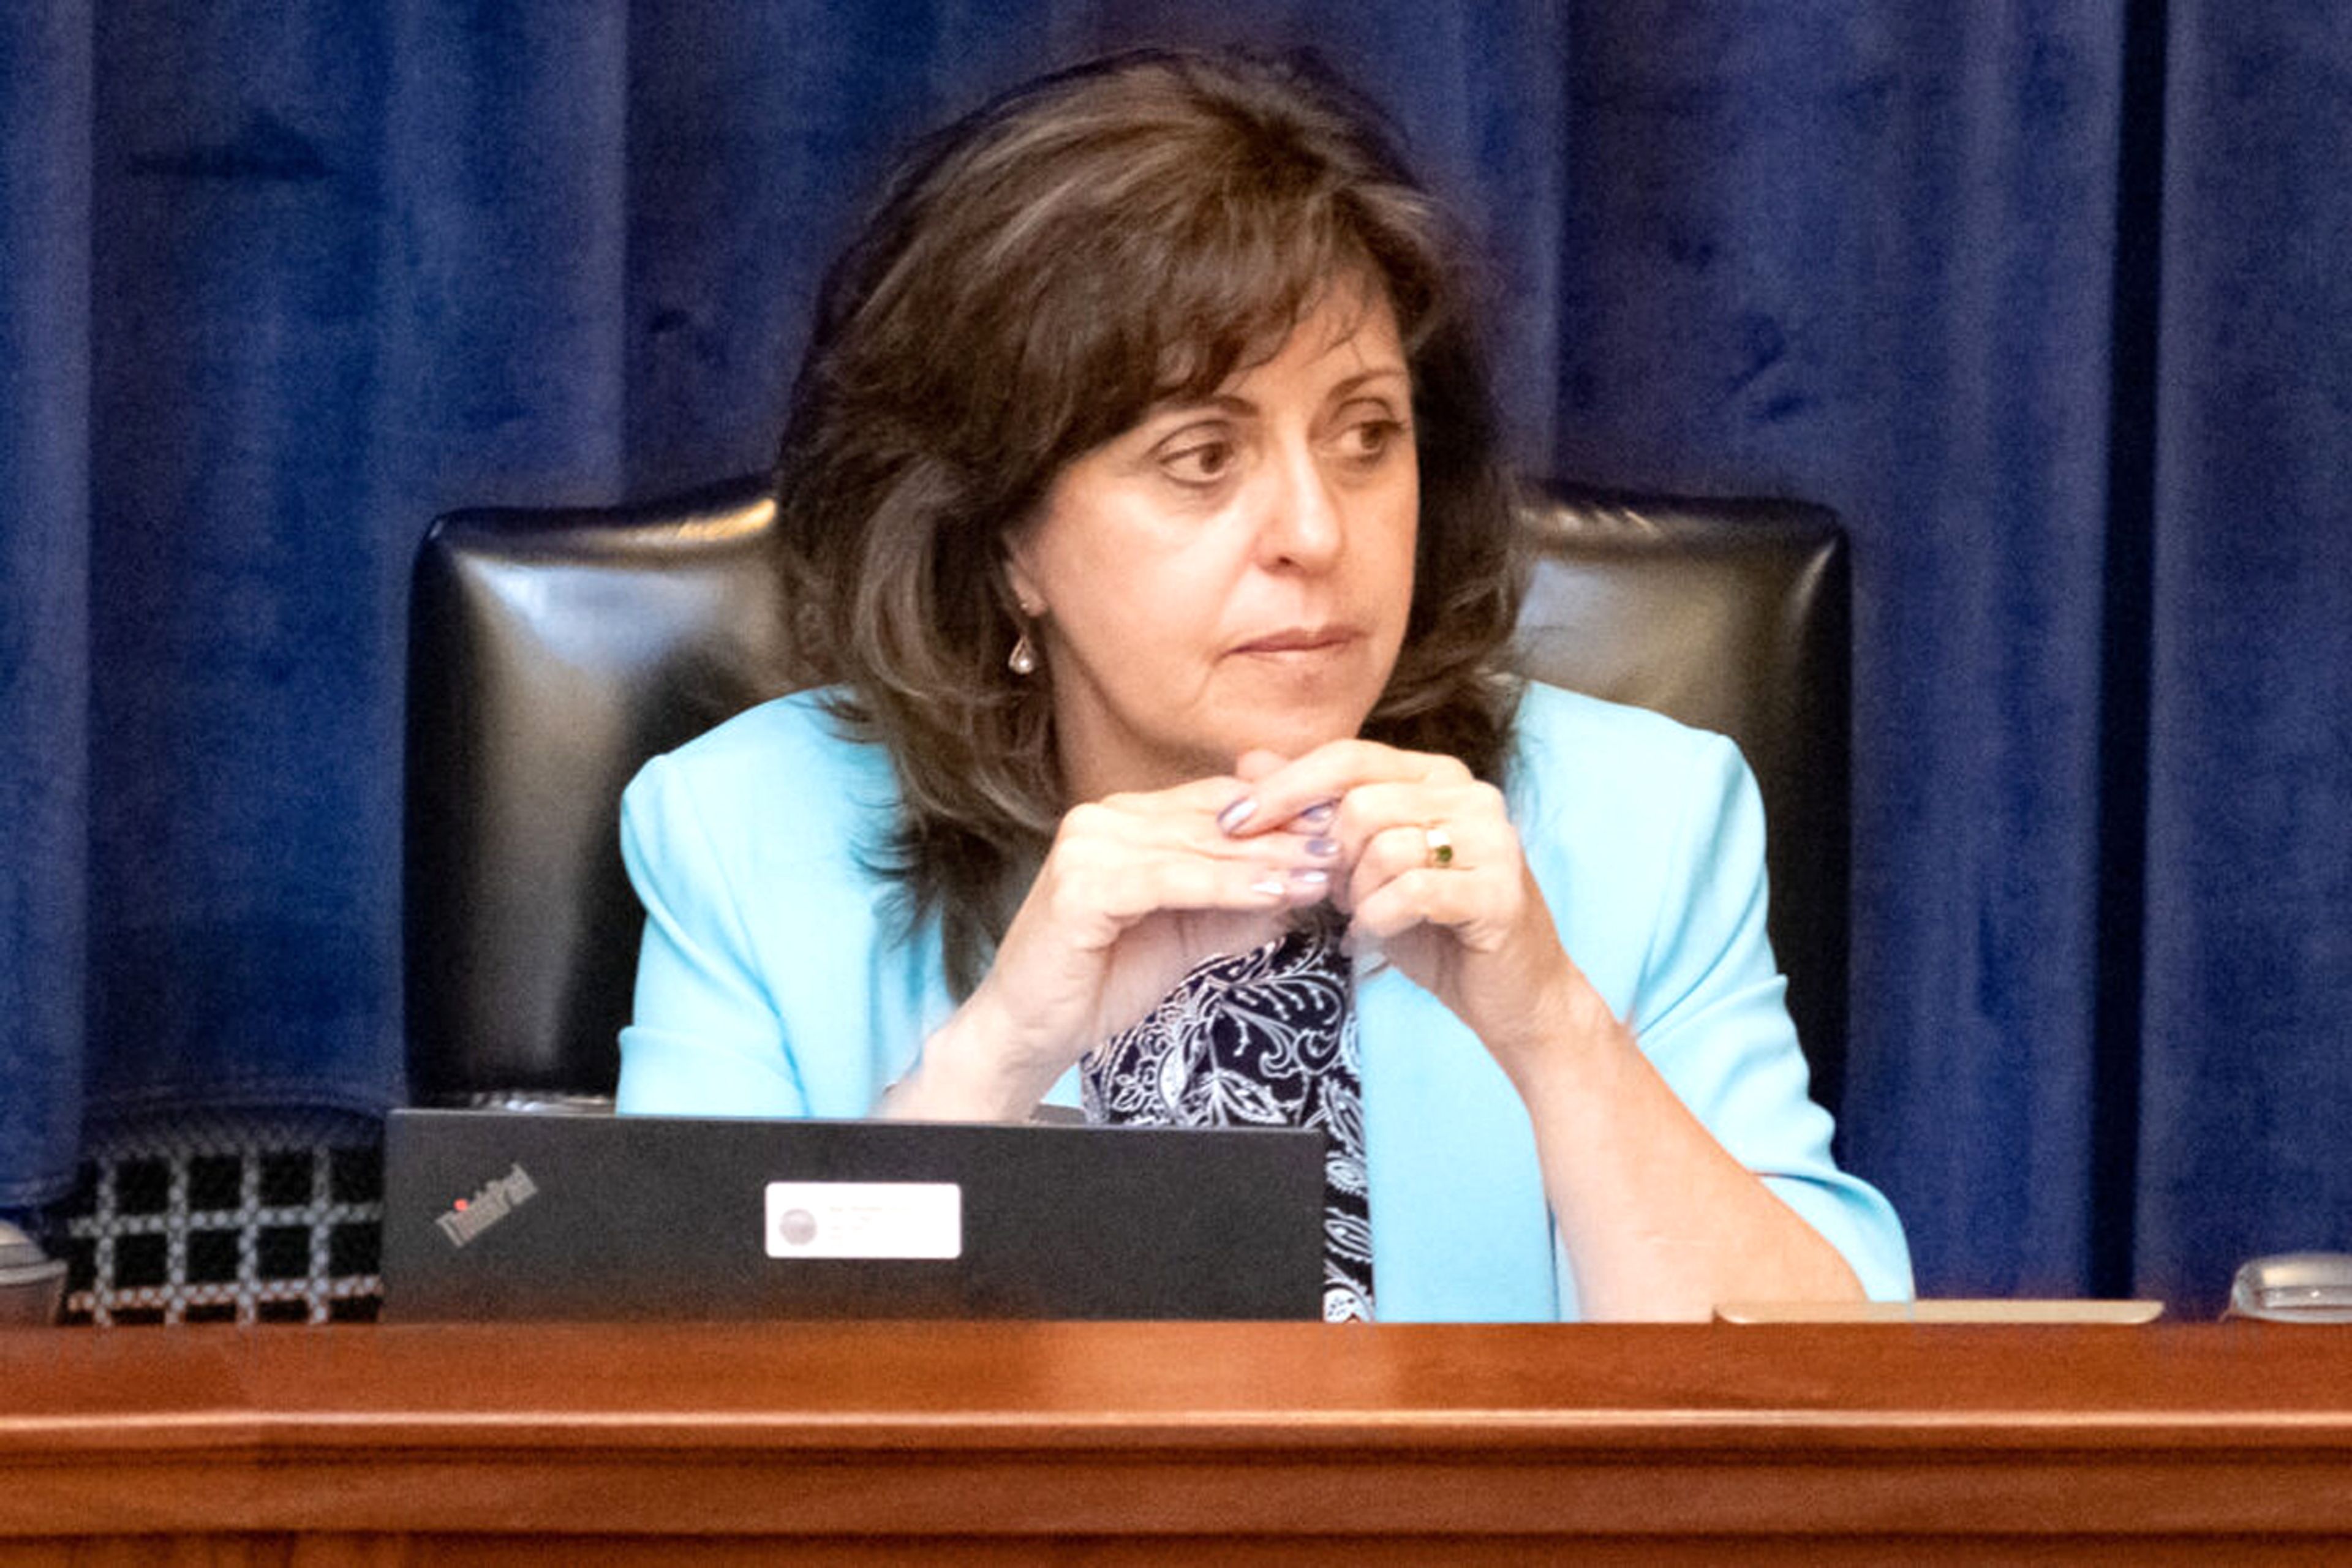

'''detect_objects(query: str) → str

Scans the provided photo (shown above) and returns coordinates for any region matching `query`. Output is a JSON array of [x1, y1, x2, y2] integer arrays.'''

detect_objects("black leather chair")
[[405, 478, 1849, 1118]]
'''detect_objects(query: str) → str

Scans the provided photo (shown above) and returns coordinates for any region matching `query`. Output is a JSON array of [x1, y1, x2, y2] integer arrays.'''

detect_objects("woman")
[[616, 48, 1910, 1321]]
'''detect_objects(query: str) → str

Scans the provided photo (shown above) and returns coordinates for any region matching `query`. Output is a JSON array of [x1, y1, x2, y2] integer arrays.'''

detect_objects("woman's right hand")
[[880, 774, 1336, 1120]]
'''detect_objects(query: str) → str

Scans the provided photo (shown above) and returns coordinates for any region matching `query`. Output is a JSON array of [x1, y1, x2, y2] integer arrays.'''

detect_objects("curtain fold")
[[1546, 6, 2133, 1297], [0, 2, 92, 1206], [2138, 5, 2352, 1305], [4, 1, 2346, 1312], [83, 3, 402, 1129]]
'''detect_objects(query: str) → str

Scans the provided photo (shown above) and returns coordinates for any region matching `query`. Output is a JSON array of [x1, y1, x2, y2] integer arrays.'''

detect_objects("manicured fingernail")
[[1288, 867, 1330, 891], [1250, 873, 1286, 897], [1218, 796, 1259, 834], [1298, 799, 1338, 829], [1306, 836, 1340, 858]]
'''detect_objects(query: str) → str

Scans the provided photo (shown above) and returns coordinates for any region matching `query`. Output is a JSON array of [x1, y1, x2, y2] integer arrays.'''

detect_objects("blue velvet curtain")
[[4, 2, 2346, 1313]]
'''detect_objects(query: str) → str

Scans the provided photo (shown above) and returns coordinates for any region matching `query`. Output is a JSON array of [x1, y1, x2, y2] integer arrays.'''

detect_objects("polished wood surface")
[[5, 1321, 2350, 1563]]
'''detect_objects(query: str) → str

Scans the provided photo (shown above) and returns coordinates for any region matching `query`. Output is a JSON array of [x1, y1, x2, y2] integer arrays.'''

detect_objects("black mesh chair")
[[405, 478, 1849, 1118]]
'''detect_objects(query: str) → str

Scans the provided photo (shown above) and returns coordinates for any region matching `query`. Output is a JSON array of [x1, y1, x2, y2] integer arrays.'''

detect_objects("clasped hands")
[[899, 738, 1626, 1123]]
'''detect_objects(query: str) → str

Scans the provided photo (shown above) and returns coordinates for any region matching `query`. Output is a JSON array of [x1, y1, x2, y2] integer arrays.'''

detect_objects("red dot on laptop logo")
[[779, 1208, 818, 1246]]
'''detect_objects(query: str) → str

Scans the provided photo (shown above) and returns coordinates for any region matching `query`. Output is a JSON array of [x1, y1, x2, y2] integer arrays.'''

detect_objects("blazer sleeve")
[[614, 750, 809, 1117], [1630, 729, 1915, 1302]]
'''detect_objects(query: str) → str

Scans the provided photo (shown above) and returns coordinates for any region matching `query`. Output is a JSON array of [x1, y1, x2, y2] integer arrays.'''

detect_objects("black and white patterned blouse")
[[1080, 913, 1373, 1322]]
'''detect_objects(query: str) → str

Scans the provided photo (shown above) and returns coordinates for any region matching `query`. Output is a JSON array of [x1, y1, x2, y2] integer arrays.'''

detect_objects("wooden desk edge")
[[7, 1322, 2351, 1546]]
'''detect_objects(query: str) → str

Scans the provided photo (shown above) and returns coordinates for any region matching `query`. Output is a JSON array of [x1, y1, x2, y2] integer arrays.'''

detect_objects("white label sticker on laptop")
[[763, 1182, 963, 1259]]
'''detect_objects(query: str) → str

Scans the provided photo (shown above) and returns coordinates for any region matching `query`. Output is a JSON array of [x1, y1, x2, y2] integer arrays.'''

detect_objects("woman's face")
[[1007, 281, 1419, 801]]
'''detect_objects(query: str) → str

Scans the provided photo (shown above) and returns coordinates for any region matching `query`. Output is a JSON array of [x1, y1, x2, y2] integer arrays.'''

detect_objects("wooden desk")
[[5, 1321, 2350, 1564]]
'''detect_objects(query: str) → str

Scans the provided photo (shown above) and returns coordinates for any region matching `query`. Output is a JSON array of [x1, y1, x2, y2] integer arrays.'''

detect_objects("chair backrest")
[[405, 478, 1849, 1116], [1515, 486, 1850, 1117]]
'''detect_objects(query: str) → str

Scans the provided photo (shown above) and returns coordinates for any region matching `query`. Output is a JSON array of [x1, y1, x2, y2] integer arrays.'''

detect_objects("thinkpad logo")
[[435, 1162, 539, 1248]]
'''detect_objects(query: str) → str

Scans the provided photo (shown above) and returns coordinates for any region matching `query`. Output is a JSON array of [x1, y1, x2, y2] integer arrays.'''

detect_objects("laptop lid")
[[380, 1109, 1325, 1321]]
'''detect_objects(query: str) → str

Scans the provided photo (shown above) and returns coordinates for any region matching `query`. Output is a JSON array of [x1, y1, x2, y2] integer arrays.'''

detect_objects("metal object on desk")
[[0, 1220, 65, 1327], [2228, 1251, 2352, 1323]]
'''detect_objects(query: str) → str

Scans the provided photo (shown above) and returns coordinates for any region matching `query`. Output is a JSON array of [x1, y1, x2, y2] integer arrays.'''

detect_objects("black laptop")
[[380, 1109, 1325, 1321]]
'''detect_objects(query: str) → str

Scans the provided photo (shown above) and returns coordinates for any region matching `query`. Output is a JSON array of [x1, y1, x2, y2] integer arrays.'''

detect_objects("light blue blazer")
[[616, 682, 1913, 1319]]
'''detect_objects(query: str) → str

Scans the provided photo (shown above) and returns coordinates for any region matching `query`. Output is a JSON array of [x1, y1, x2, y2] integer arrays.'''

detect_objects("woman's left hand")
[[1227, 738, 1869, 1319], [1223, 740, 1621, 1085]]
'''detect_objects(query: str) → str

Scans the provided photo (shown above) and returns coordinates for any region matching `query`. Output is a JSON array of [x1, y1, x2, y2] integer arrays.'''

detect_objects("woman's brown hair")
[[773, 48, 1523, 995]]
